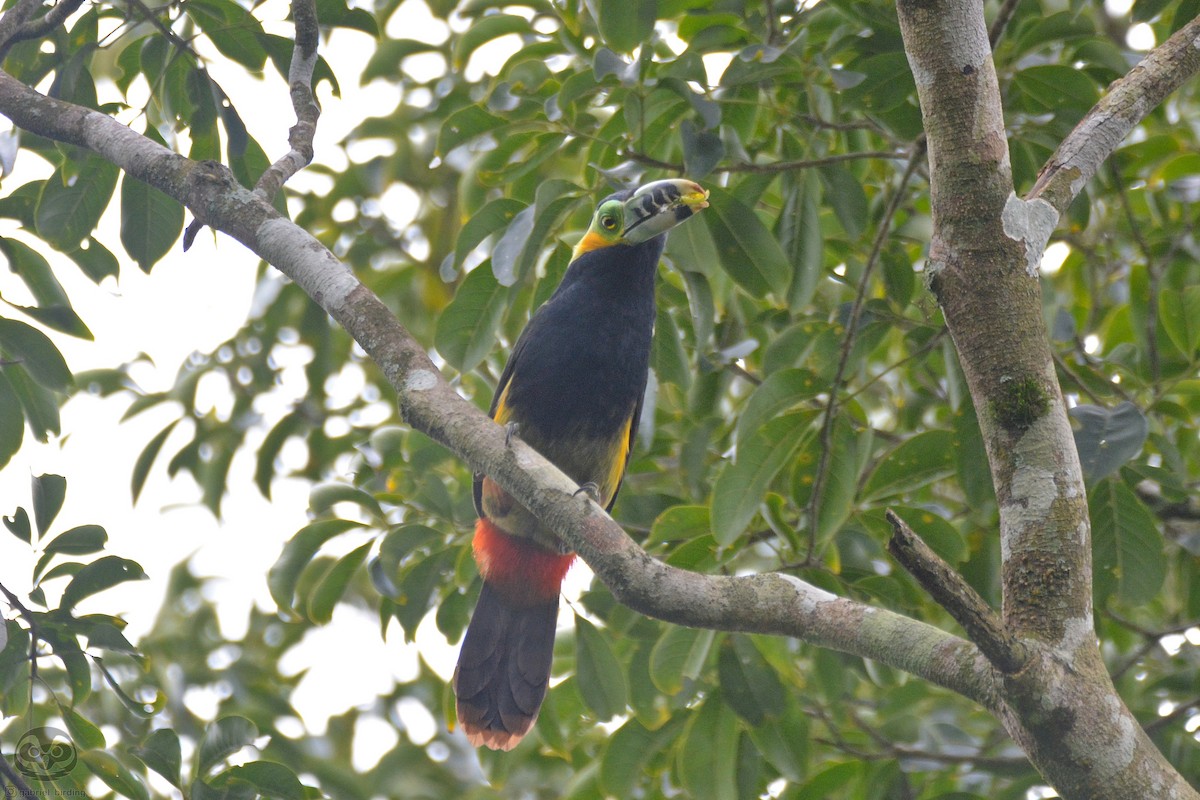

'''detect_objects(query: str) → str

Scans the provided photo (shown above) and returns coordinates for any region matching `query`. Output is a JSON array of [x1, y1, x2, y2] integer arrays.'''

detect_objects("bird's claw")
[[574, 482, 601, 503], [504, 422, 520, 448]]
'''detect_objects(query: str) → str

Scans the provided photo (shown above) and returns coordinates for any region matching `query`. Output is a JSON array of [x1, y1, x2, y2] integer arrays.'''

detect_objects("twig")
[[1028, 15, 1200, 215], [1144, 698, 1200, 735], [886, 509, 1027, 674], [186, 0, 322, 249], [0, 581, 39, 691], [0, 0, 87, 60], [0, 0, 47, 61], [252, 0, 320, 202], [0, 755, 38, 800], [1109, 165, 1160, 380], [987, 0, 1021, 48], [622, 148, 905, 176], [805, 142, 924, 556]]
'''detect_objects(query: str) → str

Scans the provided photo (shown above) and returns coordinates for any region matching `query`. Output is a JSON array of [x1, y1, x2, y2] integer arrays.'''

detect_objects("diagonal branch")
[[185, 0, 322, 248], [886, 509, 1026, 674], [1028, 14, 1200, 215], [0, 0, 86, 61], [0, 67, 1002, 712], [252, 0, 320, 202]]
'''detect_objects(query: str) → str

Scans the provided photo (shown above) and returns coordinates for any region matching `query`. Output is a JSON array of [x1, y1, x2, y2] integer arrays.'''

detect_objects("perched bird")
[[453, 178, 710, 750]]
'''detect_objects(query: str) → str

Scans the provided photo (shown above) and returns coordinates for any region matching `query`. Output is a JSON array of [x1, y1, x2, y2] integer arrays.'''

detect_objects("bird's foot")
[[574, 482, 601, 503], [504, 422, 520, 448]]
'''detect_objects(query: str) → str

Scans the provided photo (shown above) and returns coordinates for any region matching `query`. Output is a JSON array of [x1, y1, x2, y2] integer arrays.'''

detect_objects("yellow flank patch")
[[572, 230, 616, 260], [600, 413, 634, 504], [493, 378, 513, 425]]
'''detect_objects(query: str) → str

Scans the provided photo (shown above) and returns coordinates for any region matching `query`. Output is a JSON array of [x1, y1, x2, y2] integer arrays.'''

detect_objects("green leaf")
[[747, 706, 809, 781], [132, 420, 179, 502], [652, 305, 690, 389], [131, 729, 183, 789], [783, 169, 823, 310], [818, 164, 868, 239], [36, 525, 109, 581], [255, 411, 305, 498], [1159, 286, 1200, 356], [4, 506, 30, 544], [62, 647, 91, 703], [1089, 479, 1166, 607], [735, 369, 821, 448], [649, 504, 710, 545], [308, 482, 384, 520], [649, 625, 714, 694], [712, 411, 814, 546], [574, 614, 628, 721], [703, 186, 791, 298], [5, 362, 61, 440], [797, 761, 863, 796], [453, 14, 529, 68], [0, 370, 23, 469], [450, 197, 526, 276], [1012, 65, 1099, 123], [435, 262, 511, 372], [678, 697, 738, 800], [0, 317, 73, 391], [34, 158, 119, 251], [437, 104, 507, 156], [791, 418, 863, 542], [496, 179, 584, 285], [81, 750, 150, 800], [120, 174, 185, 273], [1070, 402, 1148, 483], [861, 429, 956, 502], [189, 0, 267, 70], [60, 556, 148, 610], [680, 119, 724, 178], [307, 541, 372, 624], [0, 237, 92, 338], [213, 761, 305, 800], [96, 658, 162, 716], [268, 519, 365, 612], [595, 0, 656, 53], [67, 237, 121, 283], [600, 717, 683, 799], [717, 634, 786, 725], [60, 704, 106, 749], [198, 716, 258, 775], [32, 472, 67, 538]]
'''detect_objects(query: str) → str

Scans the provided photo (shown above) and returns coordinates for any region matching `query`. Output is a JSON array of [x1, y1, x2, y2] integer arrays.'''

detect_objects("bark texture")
[[896, 1, 1200, 797]]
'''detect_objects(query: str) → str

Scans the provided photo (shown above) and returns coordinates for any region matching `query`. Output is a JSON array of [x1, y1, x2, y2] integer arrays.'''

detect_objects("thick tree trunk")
[[896, 2, 1199, 797]]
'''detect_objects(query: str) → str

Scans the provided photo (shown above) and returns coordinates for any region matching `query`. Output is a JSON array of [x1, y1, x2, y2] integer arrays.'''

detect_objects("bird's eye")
[[600, 215, 618, 231]]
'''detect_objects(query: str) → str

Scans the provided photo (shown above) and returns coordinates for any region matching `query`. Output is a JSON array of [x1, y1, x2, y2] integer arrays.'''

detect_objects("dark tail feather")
[[453, 581, 559, 750]]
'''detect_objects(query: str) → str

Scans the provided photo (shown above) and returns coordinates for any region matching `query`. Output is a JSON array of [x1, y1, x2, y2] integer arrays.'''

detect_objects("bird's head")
[[572, 179, 709, 261]]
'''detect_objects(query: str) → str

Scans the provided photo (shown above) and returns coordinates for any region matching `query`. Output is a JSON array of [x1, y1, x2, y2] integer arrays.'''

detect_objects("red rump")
[[472, 518, 575, 606]]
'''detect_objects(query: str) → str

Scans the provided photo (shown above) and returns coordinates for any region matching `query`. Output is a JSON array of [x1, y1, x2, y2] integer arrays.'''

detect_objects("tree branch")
[[0, 0, 86, 61], [0, 755, 38, 800], [0, 67, 1003, 712], [897, 3, 1200, 797], [1028, 14, 1200, 214], [886, 510, 1026, 674], [622, 148, 906, 175], [185, 0, 322, 248], [252, 0, 320, 201]]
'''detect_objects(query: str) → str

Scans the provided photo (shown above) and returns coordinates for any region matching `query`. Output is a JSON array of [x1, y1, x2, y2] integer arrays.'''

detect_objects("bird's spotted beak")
[[620, 179, 710, 244]]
